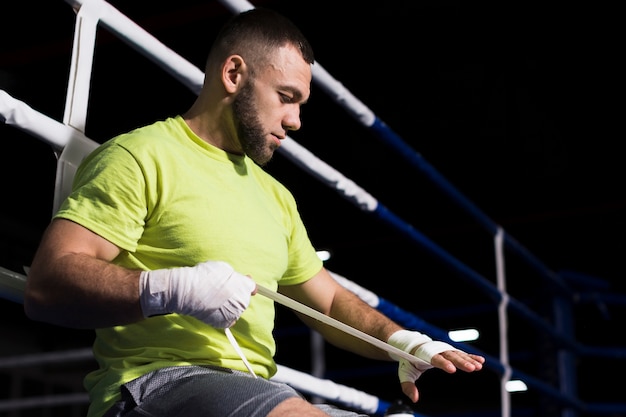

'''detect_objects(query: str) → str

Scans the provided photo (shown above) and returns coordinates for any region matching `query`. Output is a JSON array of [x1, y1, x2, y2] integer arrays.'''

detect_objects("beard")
[[232, 81, 276, 166]]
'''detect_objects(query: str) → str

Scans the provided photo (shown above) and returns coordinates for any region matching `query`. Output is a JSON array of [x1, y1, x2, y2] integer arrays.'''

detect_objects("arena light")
[[448, 328, 479, 342], [316, 250, 331, 261], [505, 380, 528, 392]]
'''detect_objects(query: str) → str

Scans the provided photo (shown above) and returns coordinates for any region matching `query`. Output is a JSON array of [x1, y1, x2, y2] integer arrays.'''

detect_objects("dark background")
[[1, 1, 624, 416]]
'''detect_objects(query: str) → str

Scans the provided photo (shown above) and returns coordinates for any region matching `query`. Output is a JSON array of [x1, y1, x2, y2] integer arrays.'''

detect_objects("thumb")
[[246, 275, 258, 295], [397, 359, 424, 404], [401, 381, 419, 403]]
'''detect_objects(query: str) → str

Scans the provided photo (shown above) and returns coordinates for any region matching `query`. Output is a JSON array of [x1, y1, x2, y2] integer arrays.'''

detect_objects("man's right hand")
[[139, 260, 256, 328]]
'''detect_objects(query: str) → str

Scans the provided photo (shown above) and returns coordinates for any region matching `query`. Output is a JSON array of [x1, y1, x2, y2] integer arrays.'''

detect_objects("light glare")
[[505, 380, 528, 392], [316, 250, 331, 261], [448, 328, 479, 342]]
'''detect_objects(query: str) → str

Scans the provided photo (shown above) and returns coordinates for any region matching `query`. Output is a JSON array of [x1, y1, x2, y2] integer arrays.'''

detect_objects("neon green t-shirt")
[[55, 116, 323, 417]]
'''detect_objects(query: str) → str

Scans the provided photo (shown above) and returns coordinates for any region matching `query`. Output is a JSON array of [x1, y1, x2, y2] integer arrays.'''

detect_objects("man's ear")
[[222, 55, 247, 94]]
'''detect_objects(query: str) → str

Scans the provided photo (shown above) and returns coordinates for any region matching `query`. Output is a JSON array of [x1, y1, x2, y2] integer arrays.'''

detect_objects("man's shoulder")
[[113, 116, 183, 146]]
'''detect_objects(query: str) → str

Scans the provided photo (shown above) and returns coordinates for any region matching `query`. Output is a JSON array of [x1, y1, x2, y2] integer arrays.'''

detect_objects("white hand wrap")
[[138, 260, 255, 328], [388, 330, 458, 383]]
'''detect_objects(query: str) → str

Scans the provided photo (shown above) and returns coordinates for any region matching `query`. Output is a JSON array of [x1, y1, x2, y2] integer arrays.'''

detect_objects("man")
[[24, 7, 484, 417]]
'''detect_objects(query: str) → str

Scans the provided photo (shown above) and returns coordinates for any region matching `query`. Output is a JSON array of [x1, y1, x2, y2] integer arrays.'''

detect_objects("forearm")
[[301, 288, 402, 361], [25, 252, 143, 329]]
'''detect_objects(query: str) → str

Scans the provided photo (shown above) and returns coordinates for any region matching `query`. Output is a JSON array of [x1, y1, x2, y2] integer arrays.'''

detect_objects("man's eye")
[[280, 93, 293, 103]]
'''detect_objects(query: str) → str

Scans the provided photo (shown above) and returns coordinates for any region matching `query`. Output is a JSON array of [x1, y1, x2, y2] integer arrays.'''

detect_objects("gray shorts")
[[102, 365, 368, 417]]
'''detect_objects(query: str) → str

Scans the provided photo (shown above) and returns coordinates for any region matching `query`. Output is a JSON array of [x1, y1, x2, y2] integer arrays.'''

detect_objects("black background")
[[1, 1, 624, 416]]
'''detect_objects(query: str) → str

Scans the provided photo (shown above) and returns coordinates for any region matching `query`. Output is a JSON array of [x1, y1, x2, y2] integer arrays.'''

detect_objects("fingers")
[[468, 353, 486, 367], [397, 349, 485, 406], [431, 350, 485, 373]]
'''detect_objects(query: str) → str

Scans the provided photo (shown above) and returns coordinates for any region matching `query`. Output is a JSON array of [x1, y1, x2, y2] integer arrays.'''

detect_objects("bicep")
[[25, 218, 139, 327], [33, 218, 121, 264], [278, 267, 341, 315]]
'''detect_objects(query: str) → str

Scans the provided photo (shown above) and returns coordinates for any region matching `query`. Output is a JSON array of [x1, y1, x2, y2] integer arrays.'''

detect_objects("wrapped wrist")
[[139, 269, 172, 317], [137, 260, 254, 329], [415, 340, 457, 361], [388, 329, 457, 365], [387, 329, 432, 361]]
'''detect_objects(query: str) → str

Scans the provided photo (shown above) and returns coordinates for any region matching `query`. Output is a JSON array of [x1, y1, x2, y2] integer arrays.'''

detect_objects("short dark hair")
[[207, 8, 315, 72]]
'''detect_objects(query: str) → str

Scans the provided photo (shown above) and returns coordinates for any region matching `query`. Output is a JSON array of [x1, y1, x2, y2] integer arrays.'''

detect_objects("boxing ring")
[[2, 0, 626, 416]]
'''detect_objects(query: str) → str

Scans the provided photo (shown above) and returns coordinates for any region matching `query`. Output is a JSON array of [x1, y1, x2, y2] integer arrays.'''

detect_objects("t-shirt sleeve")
[[279, 193, 323, 286], [54, 142, 148, 252]]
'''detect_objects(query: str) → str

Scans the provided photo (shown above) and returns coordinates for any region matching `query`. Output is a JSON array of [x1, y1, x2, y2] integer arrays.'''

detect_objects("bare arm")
[[280, 267, 485, 403], [24, 218, 144, 329], [279, 267, 402, 361]]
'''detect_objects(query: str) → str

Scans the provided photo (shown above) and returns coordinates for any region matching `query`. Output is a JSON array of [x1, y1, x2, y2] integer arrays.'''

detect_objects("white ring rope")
[[495, 227, 511, 417], [272, 365, 381, 414], [63, 0, 105, 132]]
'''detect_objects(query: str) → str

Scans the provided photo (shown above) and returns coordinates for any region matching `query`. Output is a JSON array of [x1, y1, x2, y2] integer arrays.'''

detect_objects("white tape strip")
[[224, 328, 257, 378], [256, 284, 420, 366]]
